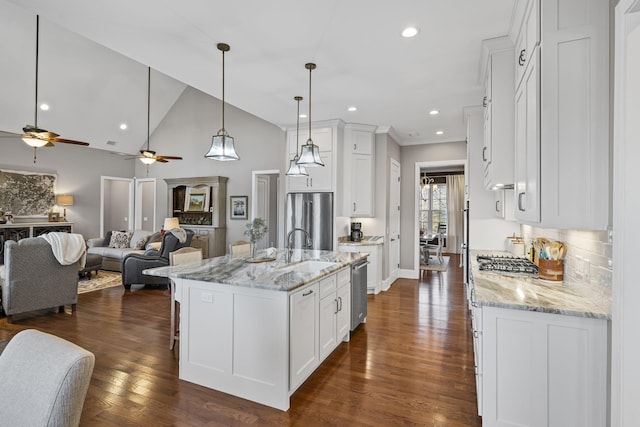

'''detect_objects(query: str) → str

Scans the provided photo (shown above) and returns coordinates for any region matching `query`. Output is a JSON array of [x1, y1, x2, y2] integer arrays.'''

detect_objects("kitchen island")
[[145, 249, 367, 411], [468, 250, 610, 426]]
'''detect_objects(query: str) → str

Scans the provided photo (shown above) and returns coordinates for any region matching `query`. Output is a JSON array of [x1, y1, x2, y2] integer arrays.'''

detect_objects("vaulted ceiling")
[[0, 0, 517, 156]]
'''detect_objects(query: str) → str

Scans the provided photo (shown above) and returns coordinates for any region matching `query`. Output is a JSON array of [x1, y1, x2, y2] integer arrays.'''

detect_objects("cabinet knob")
[[353, 202, 356, 212], [482, 96, 488, 108], [482, 147, 487, 162], [518, 49, 526, 66], [353, 143, 357, 151], [495, 200, 500, 212]]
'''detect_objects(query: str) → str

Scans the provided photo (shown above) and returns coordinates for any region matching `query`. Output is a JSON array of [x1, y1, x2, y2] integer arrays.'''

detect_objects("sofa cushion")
[[130, 230, 153, 249], [87, 246, 144, 260], [108, 231, 133, 249]]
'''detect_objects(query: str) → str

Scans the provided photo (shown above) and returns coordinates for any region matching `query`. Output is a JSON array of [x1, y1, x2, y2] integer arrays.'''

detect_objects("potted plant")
[[244, 217, 268, 259]]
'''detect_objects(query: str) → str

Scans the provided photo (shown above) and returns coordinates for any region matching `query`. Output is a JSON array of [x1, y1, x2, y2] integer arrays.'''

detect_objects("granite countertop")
[[470, 250, 610, 320], [337, 236, 384, 245], [144, 249, 367, 292]]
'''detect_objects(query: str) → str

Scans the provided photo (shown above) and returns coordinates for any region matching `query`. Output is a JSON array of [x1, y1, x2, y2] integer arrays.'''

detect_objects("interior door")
[[134, 178, 156, 231], [389, 159, 401, 282], [255, 175, 270, 249], [100, 176, 134, 237]]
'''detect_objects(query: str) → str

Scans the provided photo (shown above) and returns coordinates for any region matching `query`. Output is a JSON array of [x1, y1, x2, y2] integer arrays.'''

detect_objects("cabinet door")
[[514, 48, 540, 223], [349, 129, 373, 155], [289, 283, 320, 391], [350, 154, 373, 216], [288, 127, 333, 155], [287, 152, 332, 192], [319, 294, 337, 360], [515, 0, 540, 88], [336, 281, 351, 341], [482, 57, 492, 184]]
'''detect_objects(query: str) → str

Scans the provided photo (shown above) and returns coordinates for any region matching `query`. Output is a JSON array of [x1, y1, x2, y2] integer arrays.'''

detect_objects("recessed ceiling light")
[[402, 27, 420, 38], [299, 114, 307, 118], [436, 130, 444, 135], [429, 109, 440, 115], [347, 106, 357, 112], [119, 123, 128, 130], [39, 103, 49, 111]]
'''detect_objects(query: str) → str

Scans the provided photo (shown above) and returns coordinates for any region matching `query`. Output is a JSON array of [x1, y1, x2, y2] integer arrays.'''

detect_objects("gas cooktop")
[[476, 255, 539, 276]]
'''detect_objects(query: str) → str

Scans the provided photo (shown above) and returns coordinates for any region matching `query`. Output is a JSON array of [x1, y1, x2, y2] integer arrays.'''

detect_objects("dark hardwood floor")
[[0, 254, 481, 426]]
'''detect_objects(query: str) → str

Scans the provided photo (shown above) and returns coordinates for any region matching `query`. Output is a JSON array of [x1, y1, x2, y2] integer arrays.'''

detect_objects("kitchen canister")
[[538, 259, 564, 282]]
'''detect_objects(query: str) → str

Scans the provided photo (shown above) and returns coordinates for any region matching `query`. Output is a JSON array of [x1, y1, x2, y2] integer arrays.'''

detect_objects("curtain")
[[446, 175, 464, 254]]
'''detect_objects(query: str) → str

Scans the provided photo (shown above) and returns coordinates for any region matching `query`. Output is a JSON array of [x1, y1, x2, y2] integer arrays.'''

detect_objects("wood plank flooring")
[[0, 254, 481, 426]]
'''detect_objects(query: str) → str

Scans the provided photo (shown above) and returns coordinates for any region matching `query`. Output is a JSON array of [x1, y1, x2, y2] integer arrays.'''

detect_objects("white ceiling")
[[1, 0, 517, 156]]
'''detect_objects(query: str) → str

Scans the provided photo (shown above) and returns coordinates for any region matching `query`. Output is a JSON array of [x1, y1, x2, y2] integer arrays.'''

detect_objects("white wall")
[[133, 86, 285, 246]]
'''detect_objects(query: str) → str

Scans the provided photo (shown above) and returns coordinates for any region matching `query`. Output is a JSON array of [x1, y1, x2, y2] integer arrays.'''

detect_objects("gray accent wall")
[[399, 141, 467, 270]]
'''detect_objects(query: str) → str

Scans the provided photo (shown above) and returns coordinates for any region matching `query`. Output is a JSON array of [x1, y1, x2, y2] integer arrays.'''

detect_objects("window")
[[419, 176, 447, 235]]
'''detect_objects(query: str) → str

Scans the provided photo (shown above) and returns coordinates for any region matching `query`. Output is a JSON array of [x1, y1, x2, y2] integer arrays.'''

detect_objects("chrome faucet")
[[286, 228, 313, 263]]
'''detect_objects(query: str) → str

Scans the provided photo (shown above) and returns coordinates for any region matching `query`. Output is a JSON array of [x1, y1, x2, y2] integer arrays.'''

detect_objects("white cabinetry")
[[513, 0, 610, 229], [337, 243, 381, 294], [318, 270, 350, 360], [286, 121, 343, 194], [481, 306, 608, 426], [480, 37, 515, 189], [465, 107, 498, 219], [289, 282, 319, 391], [343, 124, 376, 217]]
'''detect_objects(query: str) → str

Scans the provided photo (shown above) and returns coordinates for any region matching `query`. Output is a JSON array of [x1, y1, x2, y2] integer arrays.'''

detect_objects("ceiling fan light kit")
[[205, 43, 239, 161], [286, 95, 308, 177], [296, 63, 324, 167]]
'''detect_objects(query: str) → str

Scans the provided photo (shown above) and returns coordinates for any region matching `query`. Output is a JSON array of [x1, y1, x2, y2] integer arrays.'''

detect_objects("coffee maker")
[[350, 222, 363, 242]]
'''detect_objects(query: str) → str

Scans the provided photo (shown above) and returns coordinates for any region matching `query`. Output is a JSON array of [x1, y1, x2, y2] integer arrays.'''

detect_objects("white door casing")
[[389, 158, 401, 284]]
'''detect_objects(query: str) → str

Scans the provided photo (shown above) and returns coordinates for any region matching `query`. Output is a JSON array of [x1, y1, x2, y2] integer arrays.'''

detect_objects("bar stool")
[[168, 247, 203, 350]]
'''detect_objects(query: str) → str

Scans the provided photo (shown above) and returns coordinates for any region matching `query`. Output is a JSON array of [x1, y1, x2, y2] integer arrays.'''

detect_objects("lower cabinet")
[[337, 243, 382, 294], [319, 270, 350, 360], [289, 282, 320, 391], [480, 306, 608, 426]]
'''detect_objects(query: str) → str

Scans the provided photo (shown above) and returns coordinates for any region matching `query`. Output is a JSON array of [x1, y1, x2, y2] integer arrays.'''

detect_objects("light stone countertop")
[[470, 250, 610, 319], [337, 236, 384, 246], [144, 248, 367, 292]]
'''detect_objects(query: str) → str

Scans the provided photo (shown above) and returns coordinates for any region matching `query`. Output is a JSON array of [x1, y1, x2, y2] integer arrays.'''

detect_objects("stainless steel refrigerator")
[[285, 192, 333, 251]]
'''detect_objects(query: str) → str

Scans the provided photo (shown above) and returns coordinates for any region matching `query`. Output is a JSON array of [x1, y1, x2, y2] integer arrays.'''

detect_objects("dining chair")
[[168, 247, 203, 350]]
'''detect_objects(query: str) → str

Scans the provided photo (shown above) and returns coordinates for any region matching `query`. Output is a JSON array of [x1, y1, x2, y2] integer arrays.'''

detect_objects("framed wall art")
[[230, 196, 248, 220]]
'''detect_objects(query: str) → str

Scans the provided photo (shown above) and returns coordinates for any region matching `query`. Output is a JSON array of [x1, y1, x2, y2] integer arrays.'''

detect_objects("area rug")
[[420, 256, 450, 273], [77, 270, 122, 294]]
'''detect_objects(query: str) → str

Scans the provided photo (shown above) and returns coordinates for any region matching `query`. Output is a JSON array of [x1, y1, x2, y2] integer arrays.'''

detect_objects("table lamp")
[[163, 217, 179, 232], [56, 194, 73, 221]]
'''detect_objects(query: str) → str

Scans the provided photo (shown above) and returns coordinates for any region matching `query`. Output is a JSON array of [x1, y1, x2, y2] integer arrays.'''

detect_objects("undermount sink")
[[281, 260, 338, 273]]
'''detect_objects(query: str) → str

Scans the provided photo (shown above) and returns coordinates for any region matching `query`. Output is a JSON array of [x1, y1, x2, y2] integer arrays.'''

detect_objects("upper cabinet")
[[285, 120, 344, 195], [480, 37, 515, 190], [513, 0, 610, 230], [342, 124, 377, 217]]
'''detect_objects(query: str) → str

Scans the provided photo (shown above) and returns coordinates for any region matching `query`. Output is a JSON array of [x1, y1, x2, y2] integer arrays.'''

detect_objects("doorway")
[[100, 176, 156, 236], [251, 170, 282, 249]]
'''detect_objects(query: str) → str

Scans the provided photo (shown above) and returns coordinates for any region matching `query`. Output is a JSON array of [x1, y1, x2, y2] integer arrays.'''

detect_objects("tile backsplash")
[[521, 224, 612, 312]]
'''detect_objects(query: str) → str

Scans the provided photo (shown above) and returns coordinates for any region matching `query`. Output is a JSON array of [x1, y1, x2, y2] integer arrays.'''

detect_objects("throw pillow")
[[108, 231, 133, 249], [134, 237, 148, 250]]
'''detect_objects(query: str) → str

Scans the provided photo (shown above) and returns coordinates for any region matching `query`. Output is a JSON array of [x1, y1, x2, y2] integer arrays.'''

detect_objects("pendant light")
[[285, 96, 308, 177], [296, 63, 324, 167], [205, 43, 239, 161], [140, 67, 156, 165]]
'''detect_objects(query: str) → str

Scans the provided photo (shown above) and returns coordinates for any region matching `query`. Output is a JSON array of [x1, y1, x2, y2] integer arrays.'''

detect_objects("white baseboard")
[[382, 276, 395, 291], [399, 268, 419, 279]]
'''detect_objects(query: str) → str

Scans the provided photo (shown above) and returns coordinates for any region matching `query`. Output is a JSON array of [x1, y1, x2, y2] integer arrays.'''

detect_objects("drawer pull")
[[302, 290, 314, 297]]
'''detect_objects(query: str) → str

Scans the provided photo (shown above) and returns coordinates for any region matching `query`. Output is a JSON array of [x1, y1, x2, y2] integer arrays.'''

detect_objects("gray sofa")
[[86, 229, 160, 272], [1, 237, 80, 322]]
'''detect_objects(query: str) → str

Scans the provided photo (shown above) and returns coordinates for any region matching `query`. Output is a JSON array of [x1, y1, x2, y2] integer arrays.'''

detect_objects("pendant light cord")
[[221, 47, 225, 132], [147, 67, 151, 152], [308, 65, 312, 143], [296, 96, 302, 153], [34, 15, 39, 128]]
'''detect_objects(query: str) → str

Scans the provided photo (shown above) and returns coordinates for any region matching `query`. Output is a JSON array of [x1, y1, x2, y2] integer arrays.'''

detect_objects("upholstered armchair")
[[1, 237, 80, 322], [121, 229, 194, 290]]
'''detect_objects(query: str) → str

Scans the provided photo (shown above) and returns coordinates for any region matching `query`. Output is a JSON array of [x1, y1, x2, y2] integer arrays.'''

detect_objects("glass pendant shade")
[[286, 155, 308, 176], [22, 136, 47, 148], [205, 131, 239, 161], [139, 156, 156, 165]]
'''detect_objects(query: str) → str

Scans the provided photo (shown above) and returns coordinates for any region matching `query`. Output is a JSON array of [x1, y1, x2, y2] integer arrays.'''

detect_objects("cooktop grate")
[[476, 255, 539, 276]]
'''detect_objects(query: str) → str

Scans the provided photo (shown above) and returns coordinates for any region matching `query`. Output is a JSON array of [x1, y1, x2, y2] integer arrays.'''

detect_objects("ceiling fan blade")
[[44, 141, 54, 147], [156, 158, 169, 163], [0, 130, 22, 137], [156, 155, 183, 160], [50, 137, 90, 146]]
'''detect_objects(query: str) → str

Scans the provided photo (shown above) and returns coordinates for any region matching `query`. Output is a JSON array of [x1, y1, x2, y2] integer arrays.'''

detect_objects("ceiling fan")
[[127, 67, 182, 165], [0, 15, 90, 163]]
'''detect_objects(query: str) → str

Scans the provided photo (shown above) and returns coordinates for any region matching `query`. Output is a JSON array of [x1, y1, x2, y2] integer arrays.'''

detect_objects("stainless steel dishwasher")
[[351, 257, 369, 331]]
